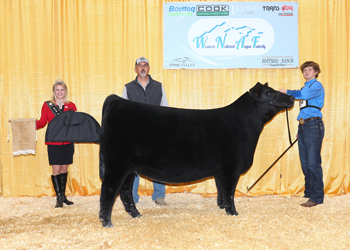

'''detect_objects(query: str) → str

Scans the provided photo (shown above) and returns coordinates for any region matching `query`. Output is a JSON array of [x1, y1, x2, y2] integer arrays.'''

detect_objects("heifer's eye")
[[265, 91, 275, 97]]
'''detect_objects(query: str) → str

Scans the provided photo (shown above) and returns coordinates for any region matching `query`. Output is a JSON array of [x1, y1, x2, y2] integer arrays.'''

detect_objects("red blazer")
[[37, 101, 77, 145]]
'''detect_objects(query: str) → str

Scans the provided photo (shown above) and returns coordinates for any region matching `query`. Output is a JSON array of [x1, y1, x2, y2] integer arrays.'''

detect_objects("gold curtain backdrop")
[[0, 0, 349, 198]]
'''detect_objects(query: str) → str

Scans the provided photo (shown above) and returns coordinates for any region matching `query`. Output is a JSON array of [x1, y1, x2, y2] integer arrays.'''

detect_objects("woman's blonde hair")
[[51, 79, 70, 104]]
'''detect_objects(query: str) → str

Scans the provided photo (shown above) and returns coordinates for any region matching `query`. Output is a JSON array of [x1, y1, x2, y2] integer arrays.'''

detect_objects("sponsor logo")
[[262, 6, 280, 12], [282, 5, 293, 12], [263, 4, 294, 16], [168, 5, 195, 16], [196, 5, 229, 16], [168, 57, 195, 68], [261, 57, 295, 67], [279, 4, 294, 16], [189, 18, 274, 56], [232, 5, 261, 14]]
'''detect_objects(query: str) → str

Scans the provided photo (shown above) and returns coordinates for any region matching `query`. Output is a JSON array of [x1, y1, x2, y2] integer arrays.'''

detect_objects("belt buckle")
[[300, 118, 305, 124]]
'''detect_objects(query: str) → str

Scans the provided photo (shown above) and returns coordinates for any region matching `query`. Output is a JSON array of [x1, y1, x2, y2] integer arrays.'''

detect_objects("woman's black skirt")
[[47, 143, 74, 165]]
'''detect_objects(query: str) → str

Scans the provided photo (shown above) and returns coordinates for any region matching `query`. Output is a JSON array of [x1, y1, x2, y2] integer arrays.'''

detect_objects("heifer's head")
[[249, 82, 294, 123]]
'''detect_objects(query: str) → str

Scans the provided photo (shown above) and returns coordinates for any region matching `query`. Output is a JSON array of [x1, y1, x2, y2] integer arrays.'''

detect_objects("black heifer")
[[99, 82, 294, 227]]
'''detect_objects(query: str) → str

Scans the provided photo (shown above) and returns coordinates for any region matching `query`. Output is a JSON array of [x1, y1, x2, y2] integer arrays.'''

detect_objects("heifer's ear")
[[251, 82, 263, 96], [254, 82, 263, 90]]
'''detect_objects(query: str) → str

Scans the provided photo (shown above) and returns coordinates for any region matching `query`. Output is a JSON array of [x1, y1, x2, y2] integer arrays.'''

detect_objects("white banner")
[[164, 2, 299, 69]]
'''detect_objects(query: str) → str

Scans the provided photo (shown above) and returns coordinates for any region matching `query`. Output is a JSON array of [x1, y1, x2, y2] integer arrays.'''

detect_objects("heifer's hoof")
[[125, 206, 142, 218], [132, 213, 142, 218], [102, 221, 114, 228], [128, 210, 142, 218], [217, 199, 224, 209], [217, 202, 225, 209], [225, 209, 239, 216]]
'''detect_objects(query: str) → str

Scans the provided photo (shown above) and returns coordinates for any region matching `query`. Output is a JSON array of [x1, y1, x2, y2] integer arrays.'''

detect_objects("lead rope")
[[286, 109, 293, 145], [247, 109, 298, 192]]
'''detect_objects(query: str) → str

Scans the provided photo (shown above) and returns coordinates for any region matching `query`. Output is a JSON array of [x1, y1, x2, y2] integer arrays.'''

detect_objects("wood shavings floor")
[[1, 193, 350, 249]]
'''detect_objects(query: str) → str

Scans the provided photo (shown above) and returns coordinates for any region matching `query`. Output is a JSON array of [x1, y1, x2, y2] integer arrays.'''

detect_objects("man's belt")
[[299, 117, 321, 125]]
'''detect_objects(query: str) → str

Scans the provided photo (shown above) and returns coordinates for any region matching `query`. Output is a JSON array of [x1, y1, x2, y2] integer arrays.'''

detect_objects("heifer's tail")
[[99, 94, 121, 180]]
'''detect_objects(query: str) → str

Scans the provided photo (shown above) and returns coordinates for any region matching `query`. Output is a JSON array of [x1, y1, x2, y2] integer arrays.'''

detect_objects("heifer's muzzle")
[[275, 94, 294, 108]]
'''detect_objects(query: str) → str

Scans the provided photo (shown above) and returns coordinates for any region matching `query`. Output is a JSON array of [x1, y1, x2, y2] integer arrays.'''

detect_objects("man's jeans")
[[298, 118, 325, 204], [132, 175, 165, 203]]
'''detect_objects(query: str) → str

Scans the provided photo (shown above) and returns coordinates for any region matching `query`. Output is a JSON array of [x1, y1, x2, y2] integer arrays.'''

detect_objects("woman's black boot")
[[60, 172, 74, 205], [51, 175, 63, 208]]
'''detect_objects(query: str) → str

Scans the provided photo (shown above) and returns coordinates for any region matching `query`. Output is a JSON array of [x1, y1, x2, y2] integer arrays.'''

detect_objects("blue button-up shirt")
[[287, 79, 325, 121]]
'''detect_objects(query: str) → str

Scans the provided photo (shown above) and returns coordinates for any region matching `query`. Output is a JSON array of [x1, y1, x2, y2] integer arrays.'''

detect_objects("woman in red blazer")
[[37, 79, 77, 208]]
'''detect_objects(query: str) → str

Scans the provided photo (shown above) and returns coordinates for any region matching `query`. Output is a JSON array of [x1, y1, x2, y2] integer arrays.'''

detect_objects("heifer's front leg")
[[221, 175, 240, 216], [214, 176, 225, 209], [119, 172, 142, 218], [99, 176, 122, 228]]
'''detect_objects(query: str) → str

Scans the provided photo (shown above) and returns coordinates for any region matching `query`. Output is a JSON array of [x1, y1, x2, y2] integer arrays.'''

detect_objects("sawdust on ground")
[[1, 193, 350, 250]]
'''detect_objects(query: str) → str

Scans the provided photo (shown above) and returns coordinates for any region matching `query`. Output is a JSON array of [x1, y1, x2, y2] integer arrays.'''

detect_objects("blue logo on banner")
[[189, 19, 273, 56]]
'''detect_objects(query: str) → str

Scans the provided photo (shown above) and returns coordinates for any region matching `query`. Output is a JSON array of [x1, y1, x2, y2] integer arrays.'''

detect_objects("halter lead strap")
[[286, 109, 293, 145]]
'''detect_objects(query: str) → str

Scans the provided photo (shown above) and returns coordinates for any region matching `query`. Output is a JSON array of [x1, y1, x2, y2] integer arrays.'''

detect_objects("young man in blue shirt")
[[279, 61, 325, 207]]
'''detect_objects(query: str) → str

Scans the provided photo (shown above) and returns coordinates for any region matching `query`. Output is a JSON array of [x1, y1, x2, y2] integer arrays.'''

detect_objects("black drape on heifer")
[[99, 82, 294, 228]]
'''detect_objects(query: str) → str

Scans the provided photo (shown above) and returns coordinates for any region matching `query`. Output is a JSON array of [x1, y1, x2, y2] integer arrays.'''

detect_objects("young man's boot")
[[60, 172, 74, 205], [51, 175, 63, 208]]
